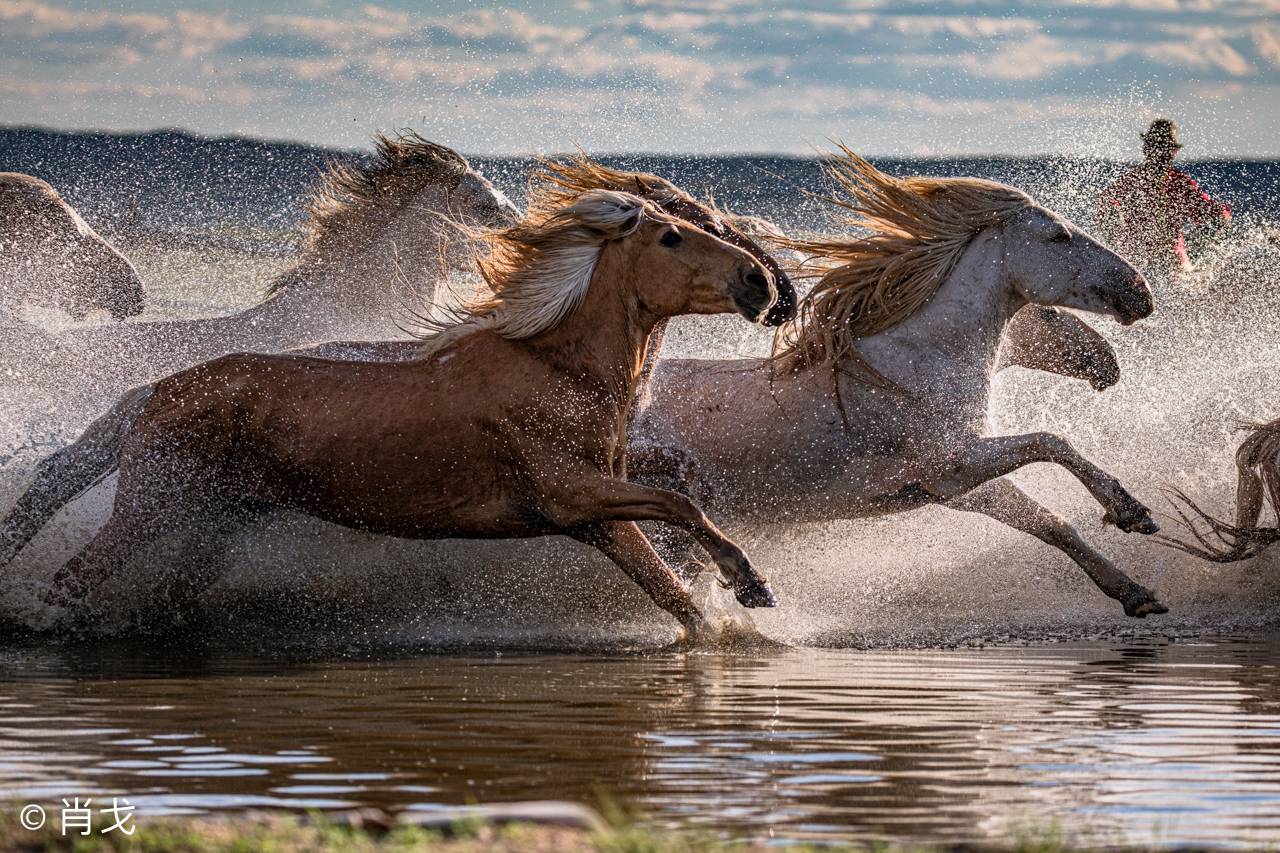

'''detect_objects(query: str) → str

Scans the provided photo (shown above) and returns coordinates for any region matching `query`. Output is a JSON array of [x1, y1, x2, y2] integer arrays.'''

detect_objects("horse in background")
[[631, 147, 1165, 618], [12, 189, 780, 637], [5, 133, 518, 416], [1162, 417, 1280, 562], [0, 173, 144, 322]]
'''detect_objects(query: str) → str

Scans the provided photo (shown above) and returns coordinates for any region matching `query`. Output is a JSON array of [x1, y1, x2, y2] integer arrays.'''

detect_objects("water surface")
[[4, 635, 1280, 847]]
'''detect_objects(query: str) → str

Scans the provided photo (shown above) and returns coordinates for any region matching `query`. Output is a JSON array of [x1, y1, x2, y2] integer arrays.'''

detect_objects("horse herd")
[[0, 132, 1272, 638]]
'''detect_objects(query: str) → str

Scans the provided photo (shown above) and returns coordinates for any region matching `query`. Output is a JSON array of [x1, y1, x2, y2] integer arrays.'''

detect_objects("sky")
[[1, 0, 1278, 157]]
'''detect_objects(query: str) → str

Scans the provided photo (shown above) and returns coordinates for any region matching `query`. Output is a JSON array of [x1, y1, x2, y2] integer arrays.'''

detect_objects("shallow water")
[[4, 635, 1280, 847]]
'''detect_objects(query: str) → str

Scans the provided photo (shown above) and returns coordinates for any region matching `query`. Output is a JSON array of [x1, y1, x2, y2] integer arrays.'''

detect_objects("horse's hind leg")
[[947, 478, 1167, 617], [928, 432, 1158, 535], [41, 478, 215, 617], [1, 441, 115, 566], [570, 521, 706, 636], [41, 505, 164, 615]]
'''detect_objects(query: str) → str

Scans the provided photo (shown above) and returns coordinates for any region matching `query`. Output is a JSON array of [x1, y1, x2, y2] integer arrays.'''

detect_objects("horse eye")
[[660, 229, 683, 248]]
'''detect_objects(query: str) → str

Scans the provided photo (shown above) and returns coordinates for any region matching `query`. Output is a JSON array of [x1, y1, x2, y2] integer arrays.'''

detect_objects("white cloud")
[[0, 0, 1277, 154]]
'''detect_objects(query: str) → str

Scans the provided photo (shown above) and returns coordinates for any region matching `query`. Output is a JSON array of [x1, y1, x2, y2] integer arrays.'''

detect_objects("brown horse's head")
[[611, 196, 778, 323], [0, 173, 145, 321], [532, 156, 796, 325], [433, 189, 775, 344]]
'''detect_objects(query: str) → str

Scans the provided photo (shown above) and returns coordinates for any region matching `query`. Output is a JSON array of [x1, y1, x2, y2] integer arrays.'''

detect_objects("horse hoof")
[[674, 612, 708, 646], [1123, 592, 1169, 618], [1104, 500, 1159, 535], [735, 580, 778, 609]]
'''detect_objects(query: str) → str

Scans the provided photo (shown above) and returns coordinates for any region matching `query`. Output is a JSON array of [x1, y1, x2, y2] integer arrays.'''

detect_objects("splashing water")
[[1, 139, 1279, 647]]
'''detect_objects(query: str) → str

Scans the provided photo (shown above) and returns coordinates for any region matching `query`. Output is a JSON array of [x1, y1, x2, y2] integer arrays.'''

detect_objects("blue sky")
[[2, 0, 1278, 156]]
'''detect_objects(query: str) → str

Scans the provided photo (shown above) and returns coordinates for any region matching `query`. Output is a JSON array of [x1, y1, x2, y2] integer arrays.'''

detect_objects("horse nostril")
[[745, 271, 769, 290]]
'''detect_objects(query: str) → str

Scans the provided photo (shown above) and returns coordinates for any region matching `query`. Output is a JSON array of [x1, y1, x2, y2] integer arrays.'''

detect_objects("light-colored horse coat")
[[22, 133, 519, 407], [0, 173, 144, 321], [630, 151, 1166, 617]]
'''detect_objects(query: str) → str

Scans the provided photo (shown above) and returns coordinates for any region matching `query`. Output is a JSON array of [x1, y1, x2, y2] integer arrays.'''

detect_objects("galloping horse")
[[1163, 417, 1280, 562], [6, 133, 518, 411], [15, 189, 781, 636], [0, 173, 145, 321], [629, 148, 1166, 618]]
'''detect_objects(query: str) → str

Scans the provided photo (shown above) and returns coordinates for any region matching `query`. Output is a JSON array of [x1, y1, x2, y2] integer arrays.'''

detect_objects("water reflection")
[[2, 637, 1280, 846]]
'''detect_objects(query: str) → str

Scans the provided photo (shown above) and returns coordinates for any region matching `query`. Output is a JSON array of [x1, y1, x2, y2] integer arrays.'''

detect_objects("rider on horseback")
[[1095, 119, 1231, 284]]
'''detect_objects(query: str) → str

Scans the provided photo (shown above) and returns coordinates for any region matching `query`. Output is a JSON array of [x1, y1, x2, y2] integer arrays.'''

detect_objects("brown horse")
[[1162, 417, 1280, 562], [0, 173, 144, 321], [38, 188, 779, 635], [0, 157, 799, 586]]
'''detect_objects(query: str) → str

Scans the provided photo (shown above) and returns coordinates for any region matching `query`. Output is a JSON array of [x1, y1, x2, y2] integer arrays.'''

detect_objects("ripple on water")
[[2, 636, 1280, 845]]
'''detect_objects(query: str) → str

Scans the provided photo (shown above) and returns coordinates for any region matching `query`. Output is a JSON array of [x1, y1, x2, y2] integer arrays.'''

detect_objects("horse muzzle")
[[103, 268, 146, 320], [1112, 276, 1154, 325], [730, 269, 778, 324]]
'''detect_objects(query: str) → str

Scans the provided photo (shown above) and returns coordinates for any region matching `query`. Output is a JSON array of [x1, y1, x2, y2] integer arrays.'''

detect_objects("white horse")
[[10, 132, 518, 411], [629, 149, 1166, 618], [0, 173, 145, 321]]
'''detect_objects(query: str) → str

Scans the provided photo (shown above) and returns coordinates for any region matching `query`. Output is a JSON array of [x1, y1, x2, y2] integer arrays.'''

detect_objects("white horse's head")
[[775, 147, 1154, 375], [300, 133, 519, 275], [1002, 206, 1154, 325], [0, 173, 145, 321], [268, 133, 520, 328]]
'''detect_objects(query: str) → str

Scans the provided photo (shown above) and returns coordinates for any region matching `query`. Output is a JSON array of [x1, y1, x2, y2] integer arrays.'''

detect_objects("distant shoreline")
[[3, 124, 1275, 164]]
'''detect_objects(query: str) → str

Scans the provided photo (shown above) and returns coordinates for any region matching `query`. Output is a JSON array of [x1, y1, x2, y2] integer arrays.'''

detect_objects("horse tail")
[[1236, 417, 1280, 527], [1159, 417, 1280, 562], [0, 384, 155, 566]]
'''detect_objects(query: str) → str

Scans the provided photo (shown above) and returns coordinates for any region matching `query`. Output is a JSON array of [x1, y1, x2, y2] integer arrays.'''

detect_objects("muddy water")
[[3, 635, 1280, 846]]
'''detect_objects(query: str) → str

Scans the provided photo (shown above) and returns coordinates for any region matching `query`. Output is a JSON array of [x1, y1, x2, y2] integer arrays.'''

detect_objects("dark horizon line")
[[2, 123, 1275, 163]]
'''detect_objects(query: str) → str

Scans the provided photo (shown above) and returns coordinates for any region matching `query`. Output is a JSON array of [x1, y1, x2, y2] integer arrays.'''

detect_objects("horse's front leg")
[[925, 432, 1159, 534], [554, 478, 776, 609], [568, 521, 706, 637], [946, 478, 1167, 617]]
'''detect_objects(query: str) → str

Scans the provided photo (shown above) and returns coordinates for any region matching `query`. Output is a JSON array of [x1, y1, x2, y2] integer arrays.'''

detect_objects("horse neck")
[[846, 226, 1022, 404], [529, 245, 657, 410]]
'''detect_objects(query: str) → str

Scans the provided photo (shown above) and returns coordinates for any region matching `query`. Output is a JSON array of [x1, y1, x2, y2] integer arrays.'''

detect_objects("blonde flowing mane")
[[775, 145, 1033, 375], [417, 188, 649, 353]]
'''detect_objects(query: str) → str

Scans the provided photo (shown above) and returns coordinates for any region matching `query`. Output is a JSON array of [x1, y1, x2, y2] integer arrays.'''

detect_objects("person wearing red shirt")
[[1095, 119, 1231, 284]]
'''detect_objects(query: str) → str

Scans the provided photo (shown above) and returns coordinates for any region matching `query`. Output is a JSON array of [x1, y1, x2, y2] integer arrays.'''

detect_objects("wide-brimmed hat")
[[1140, 119, 1183, 151]]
